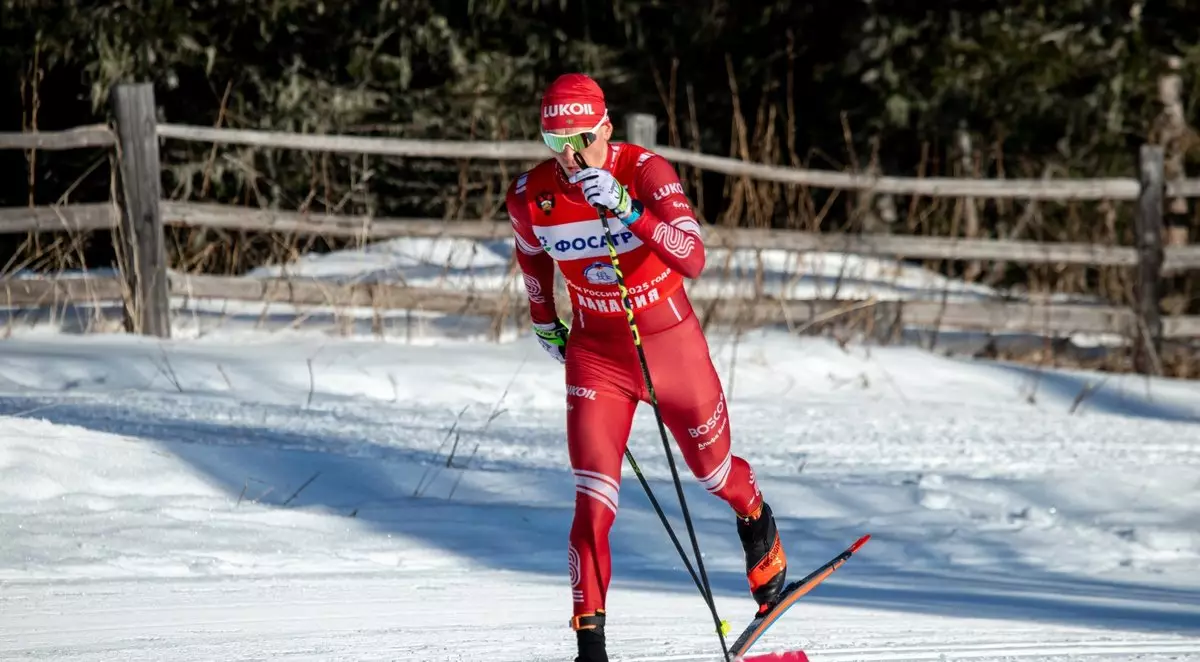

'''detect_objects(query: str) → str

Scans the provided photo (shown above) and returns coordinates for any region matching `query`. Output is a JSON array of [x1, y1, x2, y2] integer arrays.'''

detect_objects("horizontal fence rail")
[[152, 123, 1200, 200], [157, 123, 549, 162], [0, 202, 118, 233], [9, 122, 1199, 202], [4, 201, 1200, 272], [0, 124, 116, 151], [4, 274, 1199, 339]]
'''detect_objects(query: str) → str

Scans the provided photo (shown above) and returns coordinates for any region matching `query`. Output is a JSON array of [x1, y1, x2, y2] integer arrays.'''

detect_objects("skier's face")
[[546, 121, 613, 173]]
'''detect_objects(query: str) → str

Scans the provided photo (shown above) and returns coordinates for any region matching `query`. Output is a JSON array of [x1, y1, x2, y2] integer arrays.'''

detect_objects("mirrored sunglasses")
[[541, 113, 608, 153]]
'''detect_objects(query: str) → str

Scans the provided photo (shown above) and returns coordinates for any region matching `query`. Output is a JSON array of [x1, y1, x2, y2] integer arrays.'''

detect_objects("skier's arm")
[[621, 154, 706, 278], [506, 179, 559, 326]]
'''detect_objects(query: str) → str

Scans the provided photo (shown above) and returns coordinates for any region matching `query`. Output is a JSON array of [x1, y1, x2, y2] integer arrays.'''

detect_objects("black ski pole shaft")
[[622, 447, 704, 592], [573, 151, 730, 661]]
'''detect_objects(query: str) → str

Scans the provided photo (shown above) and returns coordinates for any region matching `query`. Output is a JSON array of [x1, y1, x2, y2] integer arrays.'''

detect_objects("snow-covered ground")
[[1, 321, 1199, 661], [2, 233, 1198, 660]]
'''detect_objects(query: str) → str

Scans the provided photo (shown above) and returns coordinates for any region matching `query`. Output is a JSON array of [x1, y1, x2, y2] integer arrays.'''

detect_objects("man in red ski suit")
[[506, 73, 787, 662]]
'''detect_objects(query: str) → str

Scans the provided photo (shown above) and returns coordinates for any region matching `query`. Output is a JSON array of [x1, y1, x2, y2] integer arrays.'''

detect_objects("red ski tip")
[[740, 651, 810, 662], [847, 534, 871, 554]]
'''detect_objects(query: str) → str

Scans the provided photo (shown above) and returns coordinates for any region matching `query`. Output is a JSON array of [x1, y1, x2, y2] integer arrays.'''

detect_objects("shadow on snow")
[[1, 389, 1197, 640]]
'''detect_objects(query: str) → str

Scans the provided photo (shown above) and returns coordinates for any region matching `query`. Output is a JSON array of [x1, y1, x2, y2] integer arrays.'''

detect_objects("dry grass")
[[974, 336, 1200, 380]]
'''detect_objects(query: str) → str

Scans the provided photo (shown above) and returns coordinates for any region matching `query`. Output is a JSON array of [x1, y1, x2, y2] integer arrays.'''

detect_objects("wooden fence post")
[[1158, 55, 1190, 245], [625, 113, 657, 147], [957, 122, 982, 281], [110, 82, 170, 338], [1134, 144, 1164, 374]]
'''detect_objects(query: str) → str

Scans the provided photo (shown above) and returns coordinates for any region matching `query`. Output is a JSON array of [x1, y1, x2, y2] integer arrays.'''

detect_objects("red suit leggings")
[[562, 289, 762, 621]]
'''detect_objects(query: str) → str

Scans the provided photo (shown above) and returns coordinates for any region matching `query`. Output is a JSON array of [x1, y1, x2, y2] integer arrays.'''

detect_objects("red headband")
[[540, 73, 608, 133]]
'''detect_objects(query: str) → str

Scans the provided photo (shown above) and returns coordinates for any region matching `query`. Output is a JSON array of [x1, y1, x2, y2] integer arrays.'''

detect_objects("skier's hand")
[[532, 319, 569, 364], [569, 167, 638, 224]]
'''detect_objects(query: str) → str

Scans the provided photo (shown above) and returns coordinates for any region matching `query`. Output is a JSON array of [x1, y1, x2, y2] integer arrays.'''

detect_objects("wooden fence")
[[2, 83, 1198, 374]]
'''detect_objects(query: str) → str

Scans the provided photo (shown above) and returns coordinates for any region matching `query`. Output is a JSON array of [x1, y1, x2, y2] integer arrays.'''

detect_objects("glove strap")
[[616, 196, 643, 227], [533, 320, 567, 346]]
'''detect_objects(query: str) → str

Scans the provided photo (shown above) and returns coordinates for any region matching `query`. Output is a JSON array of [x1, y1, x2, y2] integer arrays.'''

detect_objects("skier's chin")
[[556, 155, 579, 175]]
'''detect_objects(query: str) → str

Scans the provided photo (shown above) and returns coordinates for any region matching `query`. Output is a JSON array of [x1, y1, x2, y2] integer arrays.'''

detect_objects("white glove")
[[569, 167, 635, 220], [532, 320, 569, 364]]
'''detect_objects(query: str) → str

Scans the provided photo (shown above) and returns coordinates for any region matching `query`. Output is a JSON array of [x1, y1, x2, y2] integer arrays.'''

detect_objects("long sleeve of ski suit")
[[507, 179, 559, 326], [619, 152, 706, 280]]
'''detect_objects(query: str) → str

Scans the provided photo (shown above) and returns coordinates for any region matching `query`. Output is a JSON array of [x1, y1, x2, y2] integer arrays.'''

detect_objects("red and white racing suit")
[[506, 142, 763, 625]]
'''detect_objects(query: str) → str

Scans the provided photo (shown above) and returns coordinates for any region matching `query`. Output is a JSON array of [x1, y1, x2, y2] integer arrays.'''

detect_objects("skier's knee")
[[573, 469, 620, 521]]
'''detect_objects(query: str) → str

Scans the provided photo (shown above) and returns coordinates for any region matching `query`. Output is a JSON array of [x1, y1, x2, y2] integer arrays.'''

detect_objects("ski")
[[728, 534, 871, 661]]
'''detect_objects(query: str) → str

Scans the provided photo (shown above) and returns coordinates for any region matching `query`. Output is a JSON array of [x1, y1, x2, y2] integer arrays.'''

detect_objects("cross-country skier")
[[505, 73, 788, 662]]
